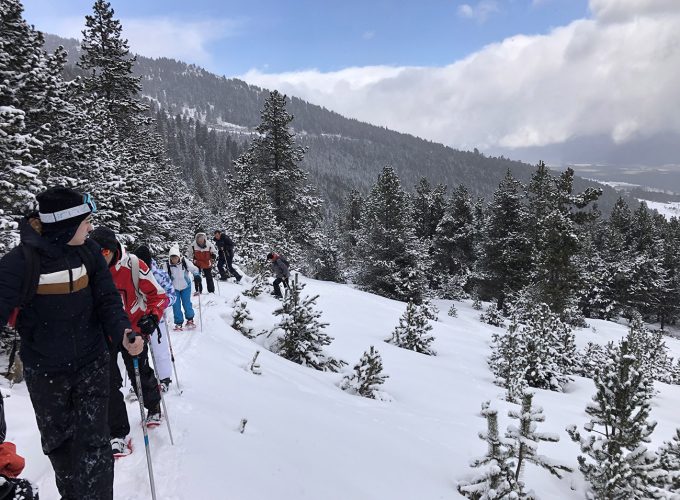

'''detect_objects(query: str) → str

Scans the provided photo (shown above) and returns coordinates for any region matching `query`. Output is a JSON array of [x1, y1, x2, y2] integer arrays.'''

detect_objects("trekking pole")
[[129, 332, 157, 500], [162, 311, 182, 395], [150, 328, 175, 446], [198, 291, 203, 332], [214, 264, 221, 296]]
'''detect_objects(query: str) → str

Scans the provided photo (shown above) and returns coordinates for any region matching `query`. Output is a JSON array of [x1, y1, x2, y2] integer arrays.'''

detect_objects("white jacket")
[[165, 256, 199, 292]]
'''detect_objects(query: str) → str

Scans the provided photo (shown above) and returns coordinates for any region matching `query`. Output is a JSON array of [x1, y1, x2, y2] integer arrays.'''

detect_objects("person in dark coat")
[[267, 252, 290, 298], [213, 230, 242, 283], [0, 187, 142, 500]]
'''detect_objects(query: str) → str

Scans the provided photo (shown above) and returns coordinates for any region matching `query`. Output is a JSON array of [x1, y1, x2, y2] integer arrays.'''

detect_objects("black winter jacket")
[[214, 234, 235, 257], [0, 219, 130, 373]]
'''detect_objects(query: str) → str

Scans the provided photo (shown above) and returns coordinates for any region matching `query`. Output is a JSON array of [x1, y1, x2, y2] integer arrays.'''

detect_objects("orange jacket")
[[0, 442, 25, 478]]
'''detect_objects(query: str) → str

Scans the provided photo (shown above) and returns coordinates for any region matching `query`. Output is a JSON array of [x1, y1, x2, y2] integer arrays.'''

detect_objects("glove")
[[137, 314, 159, 337]]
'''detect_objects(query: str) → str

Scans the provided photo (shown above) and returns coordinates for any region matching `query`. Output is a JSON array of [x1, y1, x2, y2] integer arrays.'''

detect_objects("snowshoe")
[[145, 407, 162, 428], [125, 388, 138, 403], [193, 291, 200, 297], [185, 319, 196, 329], [111, 437, 132, 458], [173, 324, 183, 331]]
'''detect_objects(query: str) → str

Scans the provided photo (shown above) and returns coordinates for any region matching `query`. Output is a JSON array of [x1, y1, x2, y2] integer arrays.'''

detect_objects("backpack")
[[165, 257, 188, 281], [128, 254, 147, 313]]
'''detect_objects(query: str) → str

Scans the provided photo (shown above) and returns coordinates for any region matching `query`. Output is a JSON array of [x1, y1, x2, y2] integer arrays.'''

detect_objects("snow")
[[639, 199, 680, 219], [3, 274, 680, 499]]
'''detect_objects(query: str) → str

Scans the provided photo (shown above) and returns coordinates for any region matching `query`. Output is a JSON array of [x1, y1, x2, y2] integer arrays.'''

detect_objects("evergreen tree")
[[272, 277, 345, 371], [386, 300, 436, 355], [626, 314, 671, 383], [489, 317, 528, 403], [457, 402, 518, 499], [356, 166, 428, 301], [447, 303, 458, 317], [567, 340, 659, 499], [340, 346, 388, 399], [0, 0, 46, 253], [478, 170, 531, 307], [506, 392, 571, 482], [337, 188, 363, 275], [480, 303, 504, 328], [656, 429, 680, 493], [574, 342, 608, 378], [231, 295, 254, 338], [247, 90, 323, 245]]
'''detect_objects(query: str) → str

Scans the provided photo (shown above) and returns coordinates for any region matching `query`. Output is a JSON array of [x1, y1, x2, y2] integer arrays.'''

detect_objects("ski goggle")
[[83, 193, 97, 214], [39, 192, 98, 224]]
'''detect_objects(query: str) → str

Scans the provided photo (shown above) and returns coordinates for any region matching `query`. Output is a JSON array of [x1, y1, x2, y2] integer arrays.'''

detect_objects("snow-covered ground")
[[3, 275, 680, 499], [640, 199, 680, 219]]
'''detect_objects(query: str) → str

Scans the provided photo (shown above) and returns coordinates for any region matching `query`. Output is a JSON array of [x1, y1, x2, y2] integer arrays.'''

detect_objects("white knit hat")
[[169, 244, 181, 258]]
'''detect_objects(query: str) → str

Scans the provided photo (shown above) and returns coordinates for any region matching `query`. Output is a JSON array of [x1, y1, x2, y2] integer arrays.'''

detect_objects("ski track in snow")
[[3, 274, 680, 499]]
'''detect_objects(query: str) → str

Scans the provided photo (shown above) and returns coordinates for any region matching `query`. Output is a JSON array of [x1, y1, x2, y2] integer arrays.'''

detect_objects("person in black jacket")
[[213, 230, 242, 283], [0, 187, 142, 500]]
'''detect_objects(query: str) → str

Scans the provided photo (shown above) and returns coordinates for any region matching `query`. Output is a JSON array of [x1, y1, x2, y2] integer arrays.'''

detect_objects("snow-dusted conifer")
[[506, 392, 571, 482], [489, 317, 527, 403], [242, 273, 265, 299], [656, 429, 680, 492], [272, 278, 345, 371], [574, 342, 608, 378], [480, 303, 504, 327], [447, 303, 458, 318], [386, 300, 436, 356], [340, 346, 388, 399], [231, 295, 254, 339], [567, 340, 659, 499], [457, 402, 517, 499], [626, 313, 671, 383]]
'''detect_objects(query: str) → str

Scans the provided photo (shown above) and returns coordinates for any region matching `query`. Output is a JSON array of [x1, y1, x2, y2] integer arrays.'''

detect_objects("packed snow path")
[[3, 274, 680, 499]]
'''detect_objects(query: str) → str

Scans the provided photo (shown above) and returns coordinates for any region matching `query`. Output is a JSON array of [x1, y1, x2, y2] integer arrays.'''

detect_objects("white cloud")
[[457, 1, 500, 23], [362, 31, 376, 40], [240, 0, 680, 152], [27, 12, 240, 67]]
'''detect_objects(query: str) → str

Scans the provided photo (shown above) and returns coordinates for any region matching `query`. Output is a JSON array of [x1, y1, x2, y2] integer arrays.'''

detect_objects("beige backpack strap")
[[129, 254, 147, 312]]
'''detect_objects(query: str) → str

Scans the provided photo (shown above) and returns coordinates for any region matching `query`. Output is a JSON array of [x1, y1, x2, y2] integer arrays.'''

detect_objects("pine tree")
[[386, 300, 436, 355], [272, 277, 345, 371], [447, 303, 458, 317], [457, 402, 518, 499], [340, 346, 389, 399], [626, 314, 671, 383], [489, 317, 528, 403], [0, 0, 46, 253], [356, 166, 428, 301], [480, 303, 504, 327], [567, 340, 659, 499], [242, 273, 265, 299], [231, 295, 254, 338], [478, 170, 531, 308], [337, 188, 363, 275], [506, 392, 571, 482], [656, 429, 680, 493], [574, 342, 608, 378]]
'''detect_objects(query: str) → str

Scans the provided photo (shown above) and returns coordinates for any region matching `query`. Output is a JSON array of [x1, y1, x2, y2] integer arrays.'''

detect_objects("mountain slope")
[[5, 273, 680, 499], [44, 34, 627, 212]]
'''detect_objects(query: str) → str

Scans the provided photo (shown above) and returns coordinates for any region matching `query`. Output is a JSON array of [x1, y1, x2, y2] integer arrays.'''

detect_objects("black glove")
[[137, 314, 159, 337]]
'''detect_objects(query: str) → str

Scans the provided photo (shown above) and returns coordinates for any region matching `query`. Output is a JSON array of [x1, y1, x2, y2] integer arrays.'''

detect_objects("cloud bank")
[[240, 0, 680, 155]]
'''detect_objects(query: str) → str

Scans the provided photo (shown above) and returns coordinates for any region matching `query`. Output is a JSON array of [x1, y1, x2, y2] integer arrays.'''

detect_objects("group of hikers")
[[0, 186, 291, 499]]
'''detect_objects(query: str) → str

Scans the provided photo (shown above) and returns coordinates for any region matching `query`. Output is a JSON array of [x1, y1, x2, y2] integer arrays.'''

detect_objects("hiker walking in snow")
[[166, 244, 199, 331], [90, 227, 168, 457], [133, 245, 176, 391], [0, 187, 140, 499], [187, 232, 217, 294], [213, 229, 242, 283], [267, 252, 290, 298]]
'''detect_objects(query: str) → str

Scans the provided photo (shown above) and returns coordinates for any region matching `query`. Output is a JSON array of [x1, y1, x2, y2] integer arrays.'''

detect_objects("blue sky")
[[22, 0, 589, 75]]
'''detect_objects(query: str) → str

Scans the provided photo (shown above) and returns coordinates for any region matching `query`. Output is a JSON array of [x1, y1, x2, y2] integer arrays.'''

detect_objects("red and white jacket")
[[110, 248, 168, 335]]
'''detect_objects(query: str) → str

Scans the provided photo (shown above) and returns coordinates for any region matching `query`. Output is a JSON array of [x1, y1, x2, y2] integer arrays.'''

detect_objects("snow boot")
[[185, 319, 196, 329], [111, 437, 132, 458], [173, 324, 183, 331], [145, 404, 162, 428], [160, 378, 171, 393]]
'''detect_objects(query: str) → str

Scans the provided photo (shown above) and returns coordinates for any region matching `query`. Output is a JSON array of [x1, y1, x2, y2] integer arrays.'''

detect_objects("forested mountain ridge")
[[44, 33, 625, 212]]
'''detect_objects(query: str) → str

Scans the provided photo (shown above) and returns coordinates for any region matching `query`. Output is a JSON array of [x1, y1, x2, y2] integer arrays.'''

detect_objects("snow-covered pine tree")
[[567, 340, 660, 499], [340, 346, 388, 399], [385, 300, 436, 356], [356, 166, 428, 301], [472, 295, 483, 311], [231, 295, 254, 338], [337, 188, 363, 280], [477, 170, 531, 309], [447, 303, 458, 317], [457, 402, 518, 499], [272, 277, 345, 371], [480, 303, 504, 327], [247, 90, 323, 251], [0, 0, 46, 253], [506, 392, 572, 483], [574, 342, 608, 378], [242, 273, 265, 299], [489, 317, 528, 403], [656, 428, 680, 493], [626, 314, 671, 383]]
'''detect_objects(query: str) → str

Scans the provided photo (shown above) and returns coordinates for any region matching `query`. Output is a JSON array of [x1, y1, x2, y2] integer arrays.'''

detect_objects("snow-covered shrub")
[[386, 300, 436, 356], [479, 303, 504, 327], [340, 346, 388, 399]]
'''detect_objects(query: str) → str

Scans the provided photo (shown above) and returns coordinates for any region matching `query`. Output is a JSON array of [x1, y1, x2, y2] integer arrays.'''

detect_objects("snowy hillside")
[[3, 274, 680, 499]]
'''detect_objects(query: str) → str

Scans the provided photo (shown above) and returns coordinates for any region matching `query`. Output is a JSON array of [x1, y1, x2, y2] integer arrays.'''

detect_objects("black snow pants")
[[194, 268, 215, 293], [109, 341, 161, 439], [24, 351, 113, 500]]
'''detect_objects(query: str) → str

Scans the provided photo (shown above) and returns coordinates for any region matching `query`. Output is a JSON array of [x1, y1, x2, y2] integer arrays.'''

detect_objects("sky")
[[20, 0, 680, 166]]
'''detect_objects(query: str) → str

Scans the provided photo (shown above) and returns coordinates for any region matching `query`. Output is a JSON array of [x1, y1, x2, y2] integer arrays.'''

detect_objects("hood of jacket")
[[20, 215, 78, 258]]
